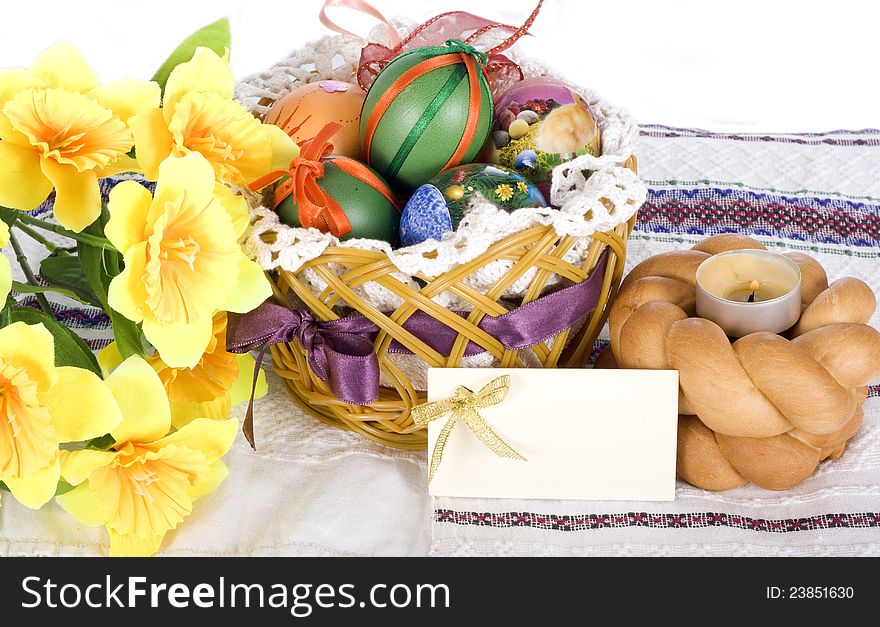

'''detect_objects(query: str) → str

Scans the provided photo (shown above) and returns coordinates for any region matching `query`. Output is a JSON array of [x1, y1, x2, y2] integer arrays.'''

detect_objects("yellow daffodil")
[[1, 221, 10, 304], [0, 321, 122, 509], [56, 355, 237, 556], [130, 47, 297, 186], [98, 312, 267, 429], [0, 41, 160, 232], [105, 152, 271, 368]]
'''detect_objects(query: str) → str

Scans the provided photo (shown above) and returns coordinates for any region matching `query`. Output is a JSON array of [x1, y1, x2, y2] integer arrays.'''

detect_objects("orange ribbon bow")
[[250, 122, 355, 237]]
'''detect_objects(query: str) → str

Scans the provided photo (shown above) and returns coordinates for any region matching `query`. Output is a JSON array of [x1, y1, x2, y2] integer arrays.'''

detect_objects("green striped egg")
[[359, 42, 493, 190]]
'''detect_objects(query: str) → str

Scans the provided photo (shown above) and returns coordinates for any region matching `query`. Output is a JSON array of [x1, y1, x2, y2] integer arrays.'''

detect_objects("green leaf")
[[11, 281, 90, 305], [86, 433, 117, 450], [151, 17, 231, 94], [54, 480, 75, 496], [10, 306, 102, 376], [109, 308, 144, 359], [77, 206, 145, 359], [0, 294, 13, 328], [39, 253, 102, 307], [77, 208, 116, 306], [0, 206, 18, 228]]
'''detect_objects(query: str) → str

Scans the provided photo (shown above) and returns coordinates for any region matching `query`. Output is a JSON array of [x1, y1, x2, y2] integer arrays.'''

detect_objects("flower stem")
[[8, 231, 54, 316], [15, 213, 114, 250], [14, 222, 62, 253]]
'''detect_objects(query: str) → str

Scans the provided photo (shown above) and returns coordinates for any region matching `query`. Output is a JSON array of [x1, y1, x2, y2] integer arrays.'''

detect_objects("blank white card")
[[427, 368, 679, 501]]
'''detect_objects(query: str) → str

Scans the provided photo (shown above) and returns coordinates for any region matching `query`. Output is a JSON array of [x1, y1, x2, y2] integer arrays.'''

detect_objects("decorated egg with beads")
[[360, 40, 493, 190], [487, 77, 601, 186], [265, 80, 366, 160], [399, 163, 546, 247]]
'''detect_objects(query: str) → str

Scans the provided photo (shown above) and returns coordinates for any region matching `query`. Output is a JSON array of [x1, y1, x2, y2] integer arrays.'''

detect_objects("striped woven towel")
[[3, 127, 878, 557], [431, 126, 880, 557]]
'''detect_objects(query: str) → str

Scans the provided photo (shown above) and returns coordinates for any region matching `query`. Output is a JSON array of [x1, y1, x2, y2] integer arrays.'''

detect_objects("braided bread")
[[604, 234, 880, 491]]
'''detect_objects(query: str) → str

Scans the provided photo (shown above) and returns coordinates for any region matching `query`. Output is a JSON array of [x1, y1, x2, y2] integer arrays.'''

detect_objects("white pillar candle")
[[695, 249, 802, 337]]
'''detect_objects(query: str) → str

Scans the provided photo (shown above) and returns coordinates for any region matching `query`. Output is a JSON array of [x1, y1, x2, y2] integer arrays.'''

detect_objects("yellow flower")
[[495, 184, 514, 202], [56, 356, 237, 556], [105, 153, 271, 368], [130, 47, 297, 186], [516, 181, 528, 193], [0, 41, 160, 232], [0, 321, 122, 509], [1, 221, 10, 304], [98, 312, 268, 429]]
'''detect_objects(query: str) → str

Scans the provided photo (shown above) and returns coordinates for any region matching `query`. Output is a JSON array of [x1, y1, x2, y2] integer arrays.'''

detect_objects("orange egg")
[[264, 80, 366, 160]]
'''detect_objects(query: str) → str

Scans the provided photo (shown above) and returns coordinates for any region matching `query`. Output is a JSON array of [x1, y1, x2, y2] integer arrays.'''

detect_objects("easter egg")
[[360, 41, 493, 190], [277, 156, 400, 243], [265, 80, 366, 160], [487, 77, 601, 185], [399, 163, 546, 247]]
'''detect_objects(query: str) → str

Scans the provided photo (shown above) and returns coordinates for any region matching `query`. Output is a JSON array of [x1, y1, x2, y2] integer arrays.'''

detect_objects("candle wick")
[[747, 279, 760, 302]]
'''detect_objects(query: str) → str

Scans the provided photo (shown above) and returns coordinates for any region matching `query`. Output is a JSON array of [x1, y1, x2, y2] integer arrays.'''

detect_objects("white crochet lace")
[[235, 20, 647, 313]]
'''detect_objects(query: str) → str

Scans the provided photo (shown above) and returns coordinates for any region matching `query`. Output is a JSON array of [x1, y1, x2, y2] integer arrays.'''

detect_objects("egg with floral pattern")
[[399, 163, 546, 246]]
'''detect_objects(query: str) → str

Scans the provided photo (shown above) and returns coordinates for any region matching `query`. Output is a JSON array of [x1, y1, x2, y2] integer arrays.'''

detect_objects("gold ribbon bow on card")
[[412, 374, 526, 482]]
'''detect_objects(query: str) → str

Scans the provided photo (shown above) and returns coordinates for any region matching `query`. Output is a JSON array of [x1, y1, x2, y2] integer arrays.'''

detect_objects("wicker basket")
[[264, 215, 635, 449], [237, 25, 644, 449]]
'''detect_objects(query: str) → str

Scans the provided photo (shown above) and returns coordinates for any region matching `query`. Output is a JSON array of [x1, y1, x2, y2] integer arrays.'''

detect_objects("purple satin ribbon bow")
[[228, 250, 609, 447], [226, 306, 381, 447]]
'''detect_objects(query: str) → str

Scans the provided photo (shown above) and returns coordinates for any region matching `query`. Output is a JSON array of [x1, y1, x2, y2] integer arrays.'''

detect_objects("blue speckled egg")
[[399, 163, 547, 247], [399, 184, 452, 247]]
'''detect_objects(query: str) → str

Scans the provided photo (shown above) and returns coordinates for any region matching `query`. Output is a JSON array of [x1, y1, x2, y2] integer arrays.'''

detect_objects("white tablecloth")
[[2, 126, 879, 556]]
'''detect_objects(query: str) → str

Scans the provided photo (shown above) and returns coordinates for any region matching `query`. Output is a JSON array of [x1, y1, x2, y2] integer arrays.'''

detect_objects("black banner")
[[0, 557, 870, 623]]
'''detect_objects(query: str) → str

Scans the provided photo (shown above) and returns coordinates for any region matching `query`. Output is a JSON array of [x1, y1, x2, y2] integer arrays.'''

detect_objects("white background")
[[0, 0, 877, 132]]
